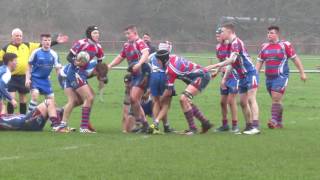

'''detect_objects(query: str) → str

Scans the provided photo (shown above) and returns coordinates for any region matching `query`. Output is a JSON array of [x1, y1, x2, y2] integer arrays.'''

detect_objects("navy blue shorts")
[[189, 70, 211, 92], [8, 75, 29, 94], [130, 63, 151, 91], [220, 78, 239, 95], [239, 71, 259, 94], [150, 72, 167, 97], [266, 76, 288, 94]]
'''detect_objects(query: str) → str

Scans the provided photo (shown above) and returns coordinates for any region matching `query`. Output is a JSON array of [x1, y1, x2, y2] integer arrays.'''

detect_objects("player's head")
[[220, 23, 235, 40], [40, 34, 52, 50], [143, 33, 151, 43], [11, 28, 23, 45], [124, 25, 138, 41], [75, 51, 90, 67], [267, 25, 280, 42], [3, 53, 17, 71], [215, 27, 223, 43], [86, 25, 100, 42], [158, 41, 173, 53], [156, 49, 170, 65]]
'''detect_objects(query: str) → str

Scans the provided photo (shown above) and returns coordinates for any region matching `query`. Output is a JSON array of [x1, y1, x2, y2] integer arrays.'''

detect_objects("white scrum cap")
[[158, 41, 173, 52]]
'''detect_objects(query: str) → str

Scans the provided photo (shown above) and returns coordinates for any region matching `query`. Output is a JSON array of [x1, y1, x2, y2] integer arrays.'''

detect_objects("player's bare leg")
[[130, 86, 149, 132], [239, 93, 252, 129], [248, 88, 260, 129], [268, 91, 284, 129], [228, 93, 239, 133], [76, 84, 95, 133], [216, 94, 229, 132], [180, 85, 212, 135]]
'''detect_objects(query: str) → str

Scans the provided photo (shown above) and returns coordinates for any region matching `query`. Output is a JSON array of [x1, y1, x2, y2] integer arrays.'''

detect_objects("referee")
[[0, 28, 68, 114]]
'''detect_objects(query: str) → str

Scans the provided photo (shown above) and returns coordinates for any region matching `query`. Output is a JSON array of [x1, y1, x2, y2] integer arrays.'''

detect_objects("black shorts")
[[8, 75, 29, 94]]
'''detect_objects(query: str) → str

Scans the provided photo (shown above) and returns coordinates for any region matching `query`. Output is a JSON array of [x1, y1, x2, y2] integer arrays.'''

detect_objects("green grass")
[[0, 53, 319, 180]]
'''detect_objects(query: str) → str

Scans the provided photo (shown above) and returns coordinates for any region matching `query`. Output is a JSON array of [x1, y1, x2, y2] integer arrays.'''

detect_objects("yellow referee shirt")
[[0, 42, 40, 75]]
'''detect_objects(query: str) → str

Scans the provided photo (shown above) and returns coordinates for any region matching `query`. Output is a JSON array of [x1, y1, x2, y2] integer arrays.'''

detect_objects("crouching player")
[[0, 53, 18, 113], [207, 23, 260, 135], [0, 99, 62, 131], [214, 28, 240, 133], [148, 42, 175, 134], [26, 34, 61, 116], [256, 26, 307, 129], [153, 50, 213, 135]]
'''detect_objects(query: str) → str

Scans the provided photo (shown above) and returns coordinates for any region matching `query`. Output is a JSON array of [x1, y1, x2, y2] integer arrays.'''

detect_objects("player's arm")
[[0, 79, 16, 107], [206, 52, 238, 70], [66, 51, 76, 64], [292, 55, 307, 82], [26, 50, 37, 88], [132, 49, 149, 72], [255, 59, 264, 72], [108, 55, 124, 70], [220, 65, 232, 89]]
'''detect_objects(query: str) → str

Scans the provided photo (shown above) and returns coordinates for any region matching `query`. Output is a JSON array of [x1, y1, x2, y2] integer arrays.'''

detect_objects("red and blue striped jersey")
[[216, 42, 238, 80], [120, 38, 149, 66], [229, 37, 255, 78], [166, 55, 206, 87], [70, 38, 104, 61], [257, 40, 296, 79]]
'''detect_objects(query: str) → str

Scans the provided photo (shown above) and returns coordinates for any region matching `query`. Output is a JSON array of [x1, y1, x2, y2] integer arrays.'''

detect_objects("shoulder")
[[49, 49, 58, 57], [1, 43, 11, 51]]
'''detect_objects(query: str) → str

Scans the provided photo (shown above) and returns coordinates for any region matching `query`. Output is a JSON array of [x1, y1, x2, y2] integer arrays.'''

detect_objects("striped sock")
[[252, 120, 260, 129], [271, 103, 281, 123], [81, 107, 91, 129], [232, 120, 238, 127], [184, 110, 196, 130], [191, 104, 209, 124], [222, 119, 228, 127], [28, 100, 38, 113], [278, 104, 283, 124], [49, 117, 60, 127]]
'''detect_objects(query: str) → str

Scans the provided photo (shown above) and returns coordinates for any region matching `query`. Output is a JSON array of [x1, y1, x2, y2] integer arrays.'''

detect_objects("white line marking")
[[0, 156, 20, 161]]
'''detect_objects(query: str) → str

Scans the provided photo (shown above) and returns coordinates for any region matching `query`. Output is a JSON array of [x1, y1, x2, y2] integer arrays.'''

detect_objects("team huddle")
[[0, 23, 306, 135]]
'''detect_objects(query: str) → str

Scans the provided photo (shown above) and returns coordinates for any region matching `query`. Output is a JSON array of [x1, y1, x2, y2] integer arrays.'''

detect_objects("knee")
[[220, 100, 227, 107], [180, 95, 189, 105], [240, 100, 247, 109]]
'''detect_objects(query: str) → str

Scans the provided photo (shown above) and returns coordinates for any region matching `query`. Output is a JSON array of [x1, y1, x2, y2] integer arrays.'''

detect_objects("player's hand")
[[206, 64, 219, 70], [131, 63, 142, 73], [25, 79, 31, 89], [10, 99, 17, 108], [220, 79, 227, 90], [56, 33, 69, 43], [300, 73, 307, 82]]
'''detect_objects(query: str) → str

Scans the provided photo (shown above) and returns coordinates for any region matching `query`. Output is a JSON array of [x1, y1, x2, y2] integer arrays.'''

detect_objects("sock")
[[252, 120, 260, 129], [278, 104, 283, 124], [271, 103, 281, 123], [7, 102, 14, 114], [20, 103, 27, 114], [49, 117, 60, 127], [246, 122, 252, 129], [81, 107, 91, 129], [153, 118, 159, 126], [28, 100, 38, 113], [232, 120, 238, 127], [191, 104, 209, 124], [184, 110, 196, 130], [222, 119, 228, 127]]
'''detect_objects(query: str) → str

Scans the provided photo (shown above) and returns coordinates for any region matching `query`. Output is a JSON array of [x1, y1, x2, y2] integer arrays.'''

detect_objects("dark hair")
[[40, 33, 51, 39], [268, 25, 280, 32], [3, 53, 17, 65], [222, 23, 235, 32], [143, 32, 150, 36], [124, 25, 137, 32]]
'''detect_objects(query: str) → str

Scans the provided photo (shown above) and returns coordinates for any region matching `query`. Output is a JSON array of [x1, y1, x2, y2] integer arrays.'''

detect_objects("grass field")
[[0, 53, 319, 180]]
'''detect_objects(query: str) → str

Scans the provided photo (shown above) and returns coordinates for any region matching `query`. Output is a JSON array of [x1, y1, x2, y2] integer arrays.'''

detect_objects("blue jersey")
[[0, 65, 12, 101], [29, 48, 61, 79], [149, 53, 165, 73]]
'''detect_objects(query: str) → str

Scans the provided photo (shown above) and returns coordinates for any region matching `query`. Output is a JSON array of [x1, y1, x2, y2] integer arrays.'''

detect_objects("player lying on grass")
[[0, 53, 18, 113], [207, 23, 260, 135], [0, 99, 62, 131], [214, 28, 240, 133], [108, 25, 151, 133], [148, 42, 176, 134], [256, 26, 307, 129], [62, 26, 105, 133], [149, 50, 213, 135], [58, 52, 108, 133], [25, 34, 62, 114]]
